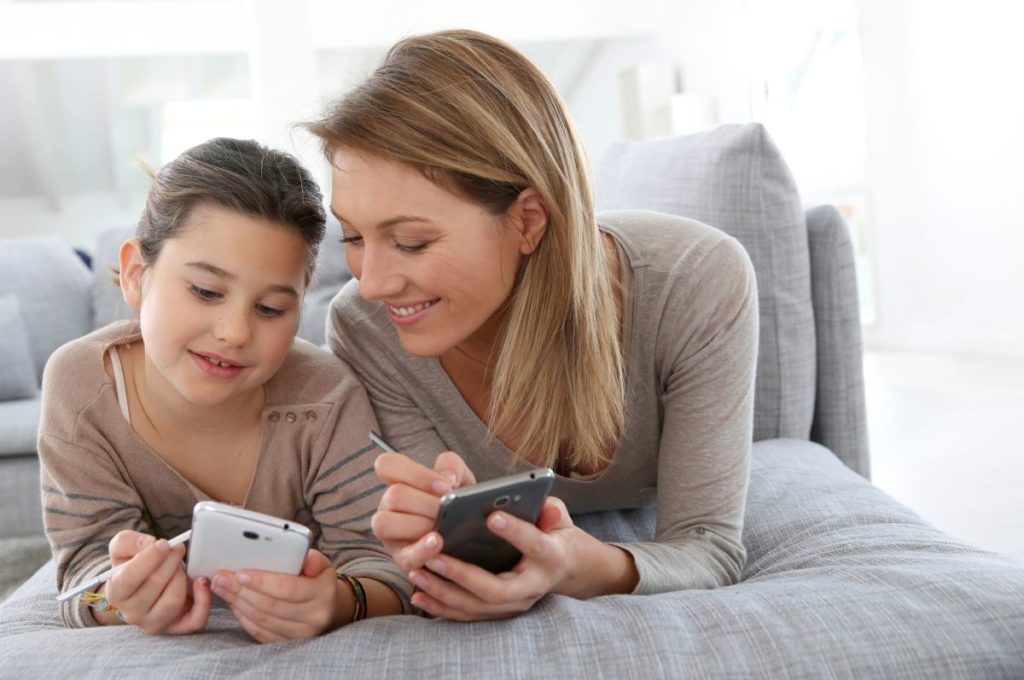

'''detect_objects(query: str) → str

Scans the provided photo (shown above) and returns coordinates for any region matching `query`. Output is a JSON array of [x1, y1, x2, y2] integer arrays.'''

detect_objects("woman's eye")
[[190, 285, 221, 301], [339, 235, 363, 247], [256, 304, 285, 318], [395, 241, 430, 254]]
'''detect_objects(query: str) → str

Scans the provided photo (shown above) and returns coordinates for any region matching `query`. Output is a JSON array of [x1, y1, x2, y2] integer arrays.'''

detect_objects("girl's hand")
[[105, 530, 212, 634], [372, 451, 477, 571], [211, 549, 345, 643], [407, 497, 600, 621]]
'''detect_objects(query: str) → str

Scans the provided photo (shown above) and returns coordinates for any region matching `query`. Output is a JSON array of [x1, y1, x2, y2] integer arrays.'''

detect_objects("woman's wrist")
[[559, 528, 639, 598]]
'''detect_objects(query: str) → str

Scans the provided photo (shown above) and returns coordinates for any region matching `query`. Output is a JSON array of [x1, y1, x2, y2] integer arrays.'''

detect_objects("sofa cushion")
[[0, 295, 38, 401], [596, 124, 816, 442], [0, 239, 93, 383], [0, 398, 41, 457], [298, 214, 352, 345], [2, 440, 1022, 677], [90, 227, 134, 330]]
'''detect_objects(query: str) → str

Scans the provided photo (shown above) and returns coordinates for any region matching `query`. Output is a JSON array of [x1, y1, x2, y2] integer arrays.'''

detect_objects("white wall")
[[570, 0, 1024, 358], [859, 0, 1024, 357]]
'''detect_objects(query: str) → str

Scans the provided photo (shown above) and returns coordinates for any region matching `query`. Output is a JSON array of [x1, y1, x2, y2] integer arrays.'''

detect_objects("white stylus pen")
[[55, 529, 192, 602], [369, 430, 396, 453]]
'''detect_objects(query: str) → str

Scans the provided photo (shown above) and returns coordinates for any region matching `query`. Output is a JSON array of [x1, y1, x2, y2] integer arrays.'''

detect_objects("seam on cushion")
[[753, 125, 784, 437]]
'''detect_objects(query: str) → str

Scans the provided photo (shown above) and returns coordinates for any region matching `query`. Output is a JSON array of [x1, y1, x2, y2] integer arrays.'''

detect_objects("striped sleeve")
[[38, 433, 150, 628], [306, 383, 413, 613]]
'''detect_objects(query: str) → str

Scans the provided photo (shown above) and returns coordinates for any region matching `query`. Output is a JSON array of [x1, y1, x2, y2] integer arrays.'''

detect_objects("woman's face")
[[329, 150, 534, 358]]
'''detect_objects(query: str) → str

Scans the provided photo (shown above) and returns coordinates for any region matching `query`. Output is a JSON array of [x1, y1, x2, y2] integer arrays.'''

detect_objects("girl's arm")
[[211, 374, 412, 640], [38, 432, 149, 627]]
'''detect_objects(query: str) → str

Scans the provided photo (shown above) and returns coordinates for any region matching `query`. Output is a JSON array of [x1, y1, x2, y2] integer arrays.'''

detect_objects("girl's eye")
[[339, 235, 363, 247], [395, 241, 430, 254], [256, 304, 285, 319], [190, 285, 221, 301]]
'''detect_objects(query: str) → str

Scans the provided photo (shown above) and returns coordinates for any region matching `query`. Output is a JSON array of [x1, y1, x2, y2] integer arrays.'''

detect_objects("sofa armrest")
[[805, 205, 870, 478]]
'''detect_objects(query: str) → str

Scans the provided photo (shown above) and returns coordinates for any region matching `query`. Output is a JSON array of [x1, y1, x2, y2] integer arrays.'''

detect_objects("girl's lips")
[[387, 299, 440, 326], [190, 351, 244, 379]]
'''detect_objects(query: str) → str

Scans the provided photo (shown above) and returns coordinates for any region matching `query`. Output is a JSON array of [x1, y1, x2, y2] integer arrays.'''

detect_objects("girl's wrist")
[[328, 576, 357, 632]]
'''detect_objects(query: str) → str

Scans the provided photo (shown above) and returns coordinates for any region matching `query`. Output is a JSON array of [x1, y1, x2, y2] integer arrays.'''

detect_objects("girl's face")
[[121, 205, 307, 410], [330, 150, 542, 359]]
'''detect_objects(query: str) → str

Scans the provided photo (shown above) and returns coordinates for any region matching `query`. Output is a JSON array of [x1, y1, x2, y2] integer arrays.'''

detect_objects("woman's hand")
[[372, 451, 477, 571], [405, 496, 582, 620], [104, 530, 212, 634], [211, 549, 346, 643]]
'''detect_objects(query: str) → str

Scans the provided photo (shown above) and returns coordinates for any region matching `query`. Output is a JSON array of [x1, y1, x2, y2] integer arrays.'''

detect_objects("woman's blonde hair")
[[307, 30, 623, 471]]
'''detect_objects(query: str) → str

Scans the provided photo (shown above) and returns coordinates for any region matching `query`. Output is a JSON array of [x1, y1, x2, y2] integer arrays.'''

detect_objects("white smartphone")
[[432, 468, 556, 574], [186, 501, 312, 581]]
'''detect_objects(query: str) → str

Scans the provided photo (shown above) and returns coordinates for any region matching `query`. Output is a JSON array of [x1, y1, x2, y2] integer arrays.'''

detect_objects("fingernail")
[[409, 571, 428, 589], [424, 533, 438, 549], [431, 479, 449, 494], [490, 513, 508, 530], [237, 572, 251, 585], [213, 575, 227, 590], [137, 535, 153, 549], [443, 471, 457, 487], [426, 558, 446, 575], [197, 577, 209, 590]]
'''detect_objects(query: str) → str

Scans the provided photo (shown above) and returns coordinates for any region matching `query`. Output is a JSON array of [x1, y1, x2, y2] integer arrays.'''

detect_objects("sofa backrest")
[[0, 238, 93, 384], [595, 123, 816, 443]]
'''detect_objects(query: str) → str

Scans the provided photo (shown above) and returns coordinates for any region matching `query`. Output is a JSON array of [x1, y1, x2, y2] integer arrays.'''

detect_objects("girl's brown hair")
[[137, 137, 325, 284], [307, 30, 624, 470]]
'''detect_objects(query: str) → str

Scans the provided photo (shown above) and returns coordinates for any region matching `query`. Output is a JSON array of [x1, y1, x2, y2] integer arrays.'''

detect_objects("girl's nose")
[[213, 306, 252, 347]]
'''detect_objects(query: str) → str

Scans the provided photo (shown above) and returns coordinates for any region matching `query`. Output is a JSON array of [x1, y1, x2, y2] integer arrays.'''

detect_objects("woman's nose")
[[352, 246, 404, 302]]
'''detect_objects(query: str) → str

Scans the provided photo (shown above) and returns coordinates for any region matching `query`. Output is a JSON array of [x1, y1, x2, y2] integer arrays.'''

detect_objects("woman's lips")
[[387, 299, 440, 326]]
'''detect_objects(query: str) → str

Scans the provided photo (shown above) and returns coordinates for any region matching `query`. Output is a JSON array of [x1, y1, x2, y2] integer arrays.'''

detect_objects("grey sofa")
[[1, 124, 1022, 678]]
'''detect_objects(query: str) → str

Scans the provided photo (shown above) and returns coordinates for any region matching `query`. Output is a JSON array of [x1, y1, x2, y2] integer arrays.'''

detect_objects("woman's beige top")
[[328, 210, 759, 595]]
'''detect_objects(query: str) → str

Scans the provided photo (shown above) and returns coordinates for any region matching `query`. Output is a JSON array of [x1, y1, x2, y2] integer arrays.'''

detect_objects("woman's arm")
[[404, 237, 757, 616], [611, 236, 757, 593]]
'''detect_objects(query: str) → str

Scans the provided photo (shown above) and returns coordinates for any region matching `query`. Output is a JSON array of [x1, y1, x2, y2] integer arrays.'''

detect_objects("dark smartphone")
[[432, 468, 556, 574]]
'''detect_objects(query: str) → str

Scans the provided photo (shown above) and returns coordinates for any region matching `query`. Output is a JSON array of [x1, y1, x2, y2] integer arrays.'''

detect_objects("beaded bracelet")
[[80, 591, 127, 623], [337, 573, 367, 623]]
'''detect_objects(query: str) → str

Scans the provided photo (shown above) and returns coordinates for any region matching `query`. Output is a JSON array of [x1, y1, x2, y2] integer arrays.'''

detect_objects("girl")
[[38, 137, 410, 641], [309, 30, 758, 621]]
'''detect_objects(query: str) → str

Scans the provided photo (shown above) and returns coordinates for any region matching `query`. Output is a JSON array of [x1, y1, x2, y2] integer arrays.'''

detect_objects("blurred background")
[[1, 0, 1021, 557]]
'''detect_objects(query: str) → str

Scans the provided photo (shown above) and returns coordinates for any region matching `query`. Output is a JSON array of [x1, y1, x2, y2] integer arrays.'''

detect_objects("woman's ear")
[[118, 239, 146, 308], [509, 188, 549, 255]]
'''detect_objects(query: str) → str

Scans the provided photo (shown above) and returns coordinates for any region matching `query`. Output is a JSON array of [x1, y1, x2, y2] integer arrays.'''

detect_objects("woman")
[[307, 29, 757, 621]]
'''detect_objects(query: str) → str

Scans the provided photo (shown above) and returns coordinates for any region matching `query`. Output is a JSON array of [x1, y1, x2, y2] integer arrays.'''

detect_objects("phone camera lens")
[[283, 523, 289, 530], [495, 495, 510, 508], [243, 531, 259, 540]]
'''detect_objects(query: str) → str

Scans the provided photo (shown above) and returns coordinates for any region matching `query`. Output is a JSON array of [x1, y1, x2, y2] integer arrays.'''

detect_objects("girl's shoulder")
[[266, 338, 368, 404], [42, 321, 136, 397]]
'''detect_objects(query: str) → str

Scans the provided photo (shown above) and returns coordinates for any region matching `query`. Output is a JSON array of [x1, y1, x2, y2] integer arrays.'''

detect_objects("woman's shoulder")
[[327, 280, 403, 359], [598, 209, 744, 271]]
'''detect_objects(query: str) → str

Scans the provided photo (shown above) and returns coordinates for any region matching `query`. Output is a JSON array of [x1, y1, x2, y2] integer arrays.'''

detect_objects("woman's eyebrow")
[[330, 208, 434, 230]]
